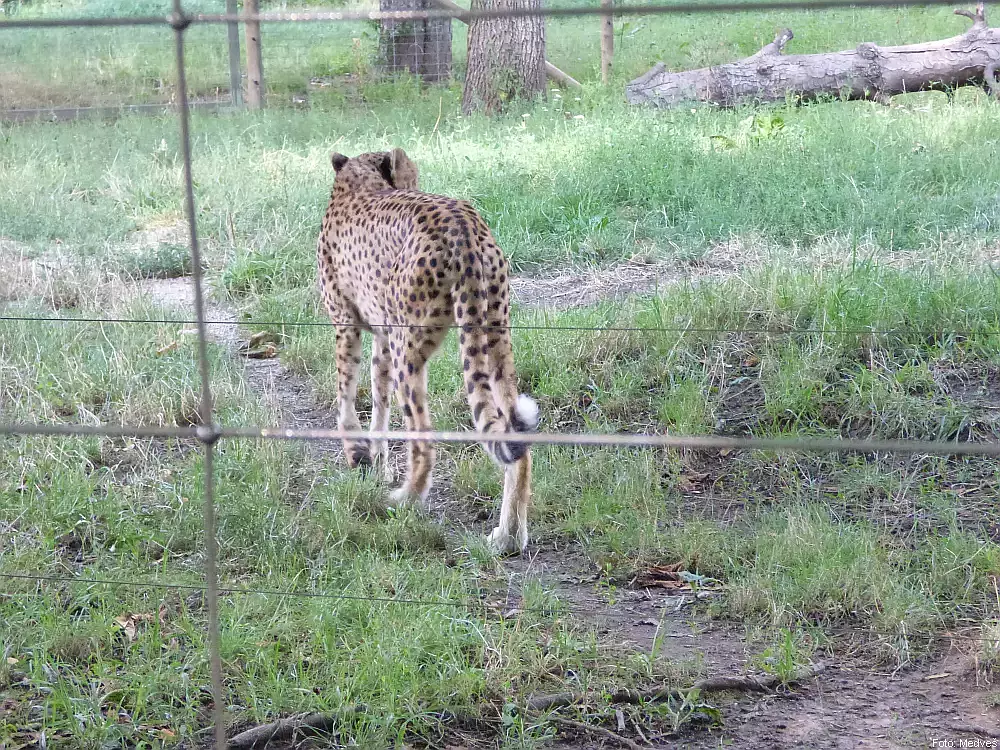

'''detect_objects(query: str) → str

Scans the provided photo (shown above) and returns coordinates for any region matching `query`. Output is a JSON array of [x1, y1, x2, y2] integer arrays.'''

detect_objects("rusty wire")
[[2, 312, 1000, 339], [169, 1, 227, 744], [0, 0, 987, 29], [2, 421, 1000, 458]]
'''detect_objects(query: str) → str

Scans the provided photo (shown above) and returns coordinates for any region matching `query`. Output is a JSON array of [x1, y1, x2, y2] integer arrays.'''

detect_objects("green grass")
[[251, 254, 1000, 634], [3, 0, 1000, 744], [2, 89, 999, 273], [0, 291, 654, 747]]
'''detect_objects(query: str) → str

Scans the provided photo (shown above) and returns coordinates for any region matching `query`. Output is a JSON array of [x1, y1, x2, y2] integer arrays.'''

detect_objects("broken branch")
[[525, 661, 827, 713], [549, 716, 647, 750], [227, 708, 360, 749], [227, 664, 827, 747]]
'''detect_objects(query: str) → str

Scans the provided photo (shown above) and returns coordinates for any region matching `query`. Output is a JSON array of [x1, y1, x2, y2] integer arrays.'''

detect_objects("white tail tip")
[[514, 394, 539, 431]]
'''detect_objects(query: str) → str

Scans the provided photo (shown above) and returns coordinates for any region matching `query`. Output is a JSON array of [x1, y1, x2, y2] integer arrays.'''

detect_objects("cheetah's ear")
[[331, 153, 349, 171], [377, 153, 396, 188], [387, 147, 419, 191]]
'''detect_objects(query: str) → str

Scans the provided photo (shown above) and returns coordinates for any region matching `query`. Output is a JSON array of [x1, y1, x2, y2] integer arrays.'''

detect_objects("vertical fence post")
[[226, 0, 243, 107], [600, 0, 614, 85], [244, 0, 265, 109]]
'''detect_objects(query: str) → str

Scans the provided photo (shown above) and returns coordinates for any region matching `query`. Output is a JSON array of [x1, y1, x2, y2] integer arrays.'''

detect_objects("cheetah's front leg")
[[387, 360, 434, 508], [386, 325, 447, 508]]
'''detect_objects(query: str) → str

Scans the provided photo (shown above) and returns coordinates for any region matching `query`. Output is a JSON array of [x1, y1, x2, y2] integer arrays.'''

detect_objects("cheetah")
[[316, 147, 539, 554]]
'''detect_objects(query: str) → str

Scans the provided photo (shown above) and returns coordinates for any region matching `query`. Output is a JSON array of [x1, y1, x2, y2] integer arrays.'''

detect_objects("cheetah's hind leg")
[[369, 333, 394, 483], [334, 323, 375, 472]]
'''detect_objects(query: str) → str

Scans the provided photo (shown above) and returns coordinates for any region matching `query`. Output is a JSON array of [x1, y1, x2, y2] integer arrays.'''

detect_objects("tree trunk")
[[379, 0, 453, 83], [626, 2, 1000, 108], [462, 0, 546, 115]]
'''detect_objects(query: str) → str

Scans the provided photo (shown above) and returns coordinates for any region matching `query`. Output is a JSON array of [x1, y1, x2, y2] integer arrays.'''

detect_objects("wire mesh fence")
[[2, 0, 1000, 747], [0, 0, 458, 117]]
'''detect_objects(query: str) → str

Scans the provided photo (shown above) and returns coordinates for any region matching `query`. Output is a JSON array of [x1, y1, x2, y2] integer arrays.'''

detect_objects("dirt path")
[[138, 277, 343, 461]]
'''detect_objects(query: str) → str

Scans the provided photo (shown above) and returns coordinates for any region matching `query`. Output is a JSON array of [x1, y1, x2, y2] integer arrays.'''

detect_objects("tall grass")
[[2, 89, 999, 273]]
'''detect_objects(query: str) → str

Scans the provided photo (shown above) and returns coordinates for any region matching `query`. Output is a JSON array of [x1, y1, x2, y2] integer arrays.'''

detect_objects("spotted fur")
[[316, 147, 538, 554]]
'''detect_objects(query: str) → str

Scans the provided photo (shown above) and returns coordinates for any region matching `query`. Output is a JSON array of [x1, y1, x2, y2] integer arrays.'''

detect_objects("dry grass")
[[509, 234, 1000, 310], [0, 238, 127, 309]]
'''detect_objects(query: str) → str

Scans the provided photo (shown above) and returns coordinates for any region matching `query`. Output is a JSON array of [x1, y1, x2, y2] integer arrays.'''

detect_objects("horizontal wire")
[[3, 572, 998, 644], [2, 420, 999, 458], [1, 313, 997, 338], [0, 0, 981, 30], [193, 0, 987, 23], [0, 572, 479, 608], [0, 14, 169, 28], [225, 427, 1000, 457], [0, 422, 200, 439]]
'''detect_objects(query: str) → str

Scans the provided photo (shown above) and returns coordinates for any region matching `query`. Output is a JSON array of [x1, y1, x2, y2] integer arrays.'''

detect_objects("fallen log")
[[626, 2, 1000, 107]]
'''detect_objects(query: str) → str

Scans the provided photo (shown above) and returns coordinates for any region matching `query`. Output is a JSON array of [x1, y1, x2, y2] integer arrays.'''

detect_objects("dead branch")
[[227, 664, 826, 747], [945, 722, 1000, 739], [549, 716, 647, 750], [525, 661, 827, 713], [626, 4, 1000, 107], [986, 61, 1000, 96], [227, 708, 359, 749]]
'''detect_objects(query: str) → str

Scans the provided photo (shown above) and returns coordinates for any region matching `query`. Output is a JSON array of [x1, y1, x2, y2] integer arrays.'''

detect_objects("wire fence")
[[2, 0, 986, 116], [0, 0, 452, 116], [2, 0, 1000, 747]]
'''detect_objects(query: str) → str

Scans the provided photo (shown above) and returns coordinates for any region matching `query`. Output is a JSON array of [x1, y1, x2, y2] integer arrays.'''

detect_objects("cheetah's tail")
[[454, 316, 537, 466]]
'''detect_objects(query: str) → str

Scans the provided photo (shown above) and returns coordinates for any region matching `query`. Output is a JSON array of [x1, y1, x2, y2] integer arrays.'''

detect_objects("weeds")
[[752, 627, 816, 683]]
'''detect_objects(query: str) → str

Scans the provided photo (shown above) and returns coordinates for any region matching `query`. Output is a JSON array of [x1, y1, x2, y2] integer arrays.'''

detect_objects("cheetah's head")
[[330, 148, 419, 192]]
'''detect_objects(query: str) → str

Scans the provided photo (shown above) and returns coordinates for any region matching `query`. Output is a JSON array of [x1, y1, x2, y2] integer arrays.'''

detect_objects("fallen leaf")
[[6, 656, 18, 665], [240, 343, 278, 359], [632, 563, 723, 593], [156, 341, 179, 356], [114, 612, 155, 642], [238, 331, 281, 359], [245, 330, 278, 348], [678, 470, 710, 492]]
